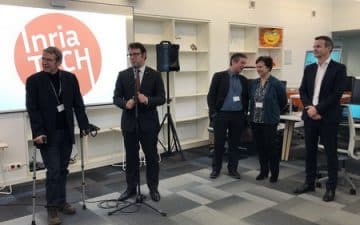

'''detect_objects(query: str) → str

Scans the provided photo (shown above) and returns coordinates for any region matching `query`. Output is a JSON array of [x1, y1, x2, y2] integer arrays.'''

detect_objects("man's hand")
[[81, 129, 89, 136], [137, 92, 148, 105], [126, 98, 136, 109], [306, 105, 318, 118], [311, 114, 322, 120], [33, 135, 47, 144]]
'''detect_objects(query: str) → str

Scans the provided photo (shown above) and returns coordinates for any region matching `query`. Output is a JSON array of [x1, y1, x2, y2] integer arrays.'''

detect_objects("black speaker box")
[[156, 41, 180, 72]]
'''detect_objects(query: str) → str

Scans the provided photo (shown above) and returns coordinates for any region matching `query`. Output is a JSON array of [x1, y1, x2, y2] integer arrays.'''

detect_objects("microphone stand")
[[108, 69, 166, 216]]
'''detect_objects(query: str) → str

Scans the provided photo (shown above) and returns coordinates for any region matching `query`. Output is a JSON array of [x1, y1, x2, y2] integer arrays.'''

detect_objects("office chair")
[[351, 78, 360, 104], [345, 76, 354, 92], [316, 104, 360, 195]]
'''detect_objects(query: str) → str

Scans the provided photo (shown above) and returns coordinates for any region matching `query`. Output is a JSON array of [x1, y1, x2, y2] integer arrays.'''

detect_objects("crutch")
[[78, 124, 99, 210], [79, 132, 86, 210], [31, 146, 37, 225]]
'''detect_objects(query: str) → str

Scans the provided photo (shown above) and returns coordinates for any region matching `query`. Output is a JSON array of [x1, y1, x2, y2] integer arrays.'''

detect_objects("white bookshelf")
[[134, 15, 210, 150], [229, 23, 283, 79]]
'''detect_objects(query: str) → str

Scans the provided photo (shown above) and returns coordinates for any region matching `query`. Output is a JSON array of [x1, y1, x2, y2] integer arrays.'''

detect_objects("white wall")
[[88, 0, 333, 87], [332, 0, 360, 31], [334, 35, 360, 76], [332, 0, 360, 77]]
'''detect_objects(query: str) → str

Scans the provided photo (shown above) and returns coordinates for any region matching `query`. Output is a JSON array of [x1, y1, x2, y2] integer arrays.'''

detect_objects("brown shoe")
[[58, 202, 76, 215], [47, 208, 61, 225]]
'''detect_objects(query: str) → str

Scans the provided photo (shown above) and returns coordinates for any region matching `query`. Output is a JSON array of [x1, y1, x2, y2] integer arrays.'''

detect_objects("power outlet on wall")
[[5, 162, 23, 171]]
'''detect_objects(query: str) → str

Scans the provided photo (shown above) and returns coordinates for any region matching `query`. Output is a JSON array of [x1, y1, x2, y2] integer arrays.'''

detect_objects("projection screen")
[[0, 0, 133, 113]]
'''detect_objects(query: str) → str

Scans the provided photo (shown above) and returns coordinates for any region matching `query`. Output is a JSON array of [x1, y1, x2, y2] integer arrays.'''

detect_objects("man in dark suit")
[[207, 53, 249, 179], [26, 46, 89, 225], [294, 36, 346, 202], [113, 42, 165, 202]]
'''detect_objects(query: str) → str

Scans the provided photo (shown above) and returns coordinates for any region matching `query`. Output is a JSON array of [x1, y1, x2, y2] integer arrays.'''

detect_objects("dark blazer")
[[249, 75, 287, 124], [299, 60, 346, 124], [113, 66, 165, 133], [26, 70, 89, 144], [207, 70, 249, 119]]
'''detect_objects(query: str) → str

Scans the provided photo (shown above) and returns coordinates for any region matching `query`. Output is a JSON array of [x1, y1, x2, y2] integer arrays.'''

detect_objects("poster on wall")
[[259, 27, 283, 48], [0, 3, 129, 113]]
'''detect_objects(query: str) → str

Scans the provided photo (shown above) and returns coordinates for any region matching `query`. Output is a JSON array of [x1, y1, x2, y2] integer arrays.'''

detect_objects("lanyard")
[[49, 74, 62, 105]]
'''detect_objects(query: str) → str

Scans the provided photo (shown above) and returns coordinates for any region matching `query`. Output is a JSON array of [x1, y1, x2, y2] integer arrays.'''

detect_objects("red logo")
[[14, 13, 102, 96]]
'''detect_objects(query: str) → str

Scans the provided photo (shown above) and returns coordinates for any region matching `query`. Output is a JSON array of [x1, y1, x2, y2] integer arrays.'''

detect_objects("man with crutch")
[[26, 46, 89, 225]]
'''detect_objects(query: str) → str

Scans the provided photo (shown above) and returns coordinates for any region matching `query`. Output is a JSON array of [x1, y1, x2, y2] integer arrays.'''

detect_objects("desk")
[[280, 113, 302, 161], [289, 94, 351, 114]]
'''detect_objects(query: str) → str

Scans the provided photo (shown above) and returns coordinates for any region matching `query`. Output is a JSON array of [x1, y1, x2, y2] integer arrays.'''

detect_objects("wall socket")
[[5, 163, 22, 171]]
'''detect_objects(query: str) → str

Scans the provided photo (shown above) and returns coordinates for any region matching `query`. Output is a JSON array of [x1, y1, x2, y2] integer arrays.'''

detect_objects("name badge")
[[233, 96, 240, 102], [57, 104, 65, 112], [255, 102, 263, 108]]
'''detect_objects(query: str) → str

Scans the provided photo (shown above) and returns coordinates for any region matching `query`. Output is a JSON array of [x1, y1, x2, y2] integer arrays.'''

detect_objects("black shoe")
[[228, 170, 241, 179], [293, 183, 315, 194], [256, 173, 268, 180], [210, 170, 220, 179], [323, 189, 335, 202], [150, 189, 161, 202], [118, 188, 136, 201], [269, 176, 278, 183]]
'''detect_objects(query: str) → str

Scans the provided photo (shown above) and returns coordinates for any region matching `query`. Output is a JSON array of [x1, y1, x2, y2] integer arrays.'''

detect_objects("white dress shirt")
[[312, 57, 331, 105]]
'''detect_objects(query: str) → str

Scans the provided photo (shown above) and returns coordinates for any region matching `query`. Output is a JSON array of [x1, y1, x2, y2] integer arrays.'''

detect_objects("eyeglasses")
[[41, 57, 56, 62], [127, 52, 142, 57]]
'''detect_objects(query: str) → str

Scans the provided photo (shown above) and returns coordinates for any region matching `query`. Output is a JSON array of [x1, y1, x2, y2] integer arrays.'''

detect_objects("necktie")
[[135, 69, 141, 92]]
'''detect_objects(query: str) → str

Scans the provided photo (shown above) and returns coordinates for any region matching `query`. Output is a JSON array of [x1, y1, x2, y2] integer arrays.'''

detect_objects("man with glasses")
[[113, 42, 165, 202], [26, 46, 89, 225]]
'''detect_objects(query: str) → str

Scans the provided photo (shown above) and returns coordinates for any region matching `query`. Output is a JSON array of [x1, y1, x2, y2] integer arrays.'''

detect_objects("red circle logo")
[[14, 13, 102, 96]]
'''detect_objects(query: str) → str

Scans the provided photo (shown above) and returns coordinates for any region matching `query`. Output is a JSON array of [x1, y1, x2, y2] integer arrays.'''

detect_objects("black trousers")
[[304, 120, 338, 190], [40, 129, 72, 208], [212, 111, 245, 172], [251, 123, 279, 178], [123, 131, 159, 191]]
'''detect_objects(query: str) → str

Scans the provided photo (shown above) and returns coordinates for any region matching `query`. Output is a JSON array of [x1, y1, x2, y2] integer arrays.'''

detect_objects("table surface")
[[289, 93, 351, 99], [280, 112, 302, 121]]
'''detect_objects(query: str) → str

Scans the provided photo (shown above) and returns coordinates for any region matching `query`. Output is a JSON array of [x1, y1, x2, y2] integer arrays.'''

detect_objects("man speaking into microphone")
[[113, 42, 165, 202]]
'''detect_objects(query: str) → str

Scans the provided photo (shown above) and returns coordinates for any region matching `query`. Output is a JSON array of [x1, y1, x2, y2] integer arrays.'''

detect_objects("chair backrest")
[[351, 79, 360, 104], [340, 104, 360, 160], [345, 76, 355, 92]]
